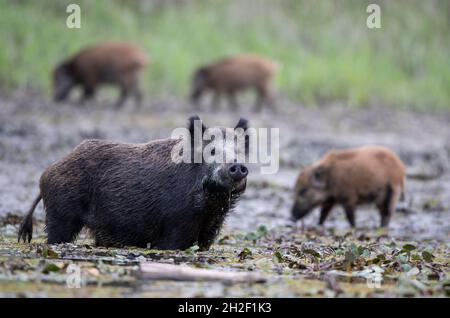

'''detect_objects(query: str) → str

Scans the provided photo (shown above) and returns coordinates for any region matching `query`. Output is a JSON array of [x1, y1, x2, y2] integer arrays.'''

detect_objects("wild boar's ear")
[[235, 118, 249, 131], [188, 115, 206, 136], [312, 166, 328, 189]]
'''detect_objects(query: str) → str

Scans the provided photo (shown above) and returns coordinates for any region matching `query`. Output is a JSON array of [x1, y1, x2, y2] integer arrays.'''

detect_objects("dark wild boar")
[[190, 54, 279, 112], [18, 116, 249, 250], [291, 146, 406, 228], [53, 41, 148, 108]]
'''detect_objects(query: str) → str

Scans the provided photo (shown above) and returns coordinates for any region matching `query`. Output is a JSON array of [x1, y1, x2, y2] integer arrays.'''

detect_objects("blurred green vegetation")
[[0, 0, 449, 109]]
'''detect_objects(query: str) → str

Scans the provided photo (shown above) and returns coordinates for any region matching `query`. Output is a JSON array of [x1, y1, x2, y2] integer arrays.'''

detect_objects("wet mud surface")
[[0, 92, 449, 297]]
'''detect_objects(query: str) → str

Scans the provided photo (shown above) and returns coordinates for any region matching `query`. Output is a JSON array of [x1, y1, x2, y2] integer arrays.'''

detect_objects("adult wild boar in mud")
[[190, 54, 280, 112], [18, 116, 250, 250], [291, 146, 406, 228], [53, 41, 148, 108]]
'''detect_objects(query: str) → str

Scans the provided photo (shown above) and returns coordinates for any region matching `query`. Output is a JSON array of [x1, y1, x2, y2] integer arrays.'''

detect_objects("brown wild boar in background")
[[53, 41, 148, 108], [291, 146, 406, 228], [190, 54, 280, 112]]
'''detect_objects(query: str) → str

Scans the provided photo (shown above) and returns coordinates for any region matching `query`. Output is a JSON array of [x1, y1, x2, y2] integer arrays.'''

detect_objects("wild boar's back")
[[71, 42, 148, 81], [321, 146, 406, 194], [209, 54, 279, 86]]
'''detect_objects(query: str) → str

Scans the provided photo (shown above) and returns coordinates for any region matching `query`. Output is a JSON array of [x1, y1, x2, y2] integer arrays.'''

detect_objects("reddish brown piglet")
[[291, 146, 406, 228]]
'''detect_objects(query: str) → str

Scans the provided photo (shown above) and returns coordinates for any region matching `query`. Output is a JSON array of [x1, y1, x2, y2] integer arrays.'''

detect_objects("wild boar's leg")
[[253, 87, 264, 112], [115, 86, 129, 109], [211, 91, 222, 111], [342, 199, 357, 228], [118, 73, 141, 109], [318, 200, 335, 225], [151, 224, 201, 250], [46, 207, 85, 244], [378, 184, 399, 227], [227, 91, 239, 110], [133, 85, 143, 108], [265, 89, 277, 113], [198, 217, 225, 251], [80, 84, 96, 104], [254, 84, 274, 112]]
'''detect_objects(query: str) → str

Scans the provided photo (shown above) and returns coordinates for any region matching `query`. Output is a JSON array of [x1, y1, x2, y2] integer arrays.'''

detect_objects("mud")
[[0, 91, 449, 297]]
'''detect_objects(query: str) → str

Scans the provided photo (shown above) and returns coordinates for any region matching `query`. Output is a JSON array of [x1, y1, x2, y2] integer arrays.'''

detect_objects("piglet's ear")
[[312, 166, 328, 189], [188, 115, 206, 135], [235, 118, 249, 131]]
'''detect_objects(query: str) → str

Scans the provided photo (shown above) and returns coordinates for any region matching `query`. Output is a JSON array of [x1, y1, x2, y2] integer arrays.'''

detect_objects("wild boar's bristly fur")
[[291, 146, 406, 228], [18, 117, 249, 250]]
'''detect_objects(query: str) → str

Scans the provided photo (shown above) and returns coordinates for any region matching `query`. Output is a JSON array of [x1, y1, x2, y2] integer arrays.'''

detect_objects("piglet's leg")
[[227, 91, 240, 111], [115, 87, 129, 109], [79, 74, 97, 105], [79, 85, 96, 105], [133, 86, 143, 109], [211, 91, 222, 111], [253, 87, 264, 113], [254, 83, 276, 113], [318, 200, 335, 225], [128, 74, 143, 109], [342, 198, 357, 228], [378, 185, 400, 228]]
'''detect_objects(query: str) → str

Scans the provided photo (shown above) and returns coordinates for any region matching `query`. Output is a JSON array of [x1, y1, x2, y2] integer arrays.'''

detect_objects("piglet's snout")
[[228, 163, 248, 182]]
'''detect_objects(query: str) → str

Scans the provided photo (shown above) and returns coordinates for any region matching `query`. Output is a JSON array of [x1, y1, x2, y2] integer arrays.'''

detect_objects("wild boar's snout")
[[211, 162, 248, 193], [291, 200, 312, 221], [190, 69, 207, 102], [54, 81, 71, 102], [190, 87, 202, 102], [228, 163, 248, 182]]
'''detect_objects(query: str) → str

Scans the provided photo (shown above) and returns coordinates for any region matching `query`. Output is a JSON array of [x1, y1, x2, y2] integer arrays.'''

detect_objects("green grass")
[[0, 0, 449, 110]]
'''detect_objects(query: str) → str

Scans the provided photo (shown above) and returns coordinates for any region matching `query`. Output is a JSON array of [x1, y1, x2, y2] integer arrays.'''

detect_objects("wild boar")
[[190, 54, 279, 112], [18, 116, 249, 250], [53, 41, 148, 108], [291, 146, 406, 228]]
